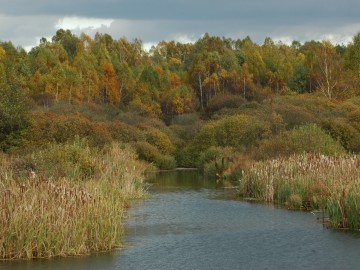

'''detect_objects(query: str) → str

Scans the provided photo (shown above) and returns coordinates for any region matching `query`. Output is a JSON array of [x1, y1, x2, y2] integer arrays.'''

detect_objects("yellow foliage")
[[0, 46, 5, 61]]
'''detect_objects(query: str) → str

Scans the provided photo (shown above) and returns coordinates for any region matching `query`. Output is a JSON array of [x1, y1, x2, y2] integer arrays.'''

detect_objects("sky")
[[0, 0, 360, 51]]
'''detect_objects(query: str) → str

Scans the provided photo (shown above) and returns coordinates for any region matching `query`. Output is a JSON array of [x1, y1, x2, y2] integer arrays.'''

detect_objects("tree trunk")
[[243, 77, 246, 100], [56, 83, 59, 101], [198, 74, 203, 110], [69, 83, 72, 104], [87, 79, 91, 103]]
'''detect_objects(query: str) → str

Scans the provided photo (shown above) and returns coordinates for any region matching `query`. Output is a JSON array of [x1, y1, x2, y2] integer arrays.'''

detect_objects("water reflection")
[[146, 169, 216, 192]]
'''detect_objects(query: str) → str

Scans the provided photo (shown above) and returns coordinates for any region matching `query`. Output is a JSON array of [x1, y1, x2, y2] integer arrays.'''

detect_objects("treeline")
[[1, 30, 360, 114], [1, 30, 360, 162]]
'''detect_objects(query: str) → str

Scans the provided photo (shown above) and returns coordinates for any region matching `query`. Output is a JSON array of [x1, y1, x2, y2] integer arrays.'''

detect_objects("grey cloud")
[[0, 15, 59, 48], [0, 0, 359, 49], [1, 0, 360, 21]]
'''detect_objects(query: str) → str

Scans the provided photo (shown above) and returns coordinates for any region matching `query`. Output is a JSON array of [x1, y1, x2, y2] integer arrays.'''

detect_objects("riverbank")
[[239, 153, 360, 230], [0, 139, 148, 260]]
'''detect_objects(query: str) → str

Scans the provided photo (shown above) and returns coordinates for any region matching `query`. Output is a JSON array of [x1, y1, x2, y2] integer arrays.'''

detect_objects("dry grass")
[[239, 154, 360, 229], [0, 142, 148, 260]]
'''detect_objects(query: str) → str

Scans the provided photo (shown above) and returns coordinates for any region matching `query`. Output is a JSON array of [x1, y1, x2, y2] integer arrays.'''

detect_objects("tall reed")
[[0, 141, 148, 260], [239, 154, 360, 229]]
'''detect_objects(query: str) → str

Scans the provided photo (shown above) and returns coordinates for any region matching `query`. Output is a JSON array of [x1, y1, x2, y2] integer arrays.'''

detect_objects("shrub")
[[175, 146, 198, 168], [171, 113, 200, 126], [26, 111, 112, 147], [206, 94, 245, 116], [191, 114, 270, 153], [0, 86, 29, 152], [132, 141, 161, 163], [196, 146, 233, 173], [142, 126, 175, 155], [269, 94, 336, 128], [107, 122, 144, 143], [154, 155, 177, 170], [32, 137, 96, 180], [347, 109, 360, 132], [321, 118, 360, 153], [256, 124, 345, 160]]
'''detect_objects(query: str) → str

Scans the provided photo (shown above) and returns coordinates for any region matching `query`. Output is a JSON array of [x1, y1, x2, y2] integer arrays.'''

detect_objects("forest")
[[1, 30, 360, 259]]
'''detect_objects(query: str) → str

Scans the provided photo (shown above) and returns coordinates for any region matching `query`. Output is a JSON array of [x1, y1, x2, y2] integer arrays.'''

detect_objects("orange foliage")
[[102, 63, 119, 105]]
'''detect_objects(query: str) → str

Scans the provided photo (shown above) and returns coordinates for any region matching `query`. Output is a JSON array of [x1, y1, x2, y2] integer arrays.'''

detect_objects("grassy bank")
[[0, 139, 148, 260], [239, 154, 360, 230]]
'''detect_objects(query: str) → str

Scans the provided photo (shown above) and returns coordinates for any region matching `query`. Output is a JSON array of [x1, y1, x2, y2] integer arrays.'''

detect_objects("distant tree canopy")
[[2, 30, 359, 114], [1, 30, 360, 152]]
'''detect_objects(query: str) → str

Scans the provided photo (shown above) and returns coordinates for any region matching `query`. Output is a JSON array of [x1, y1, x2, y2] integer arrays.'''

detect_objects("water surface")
[[2, 170, 360, 270]]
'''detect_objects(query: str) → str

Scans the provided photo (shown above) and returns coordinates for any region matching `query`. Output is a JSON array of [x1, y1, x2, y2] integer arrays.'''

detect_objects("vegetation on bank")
[[0, 139, 148, 260], [239, 154, 360, 230]]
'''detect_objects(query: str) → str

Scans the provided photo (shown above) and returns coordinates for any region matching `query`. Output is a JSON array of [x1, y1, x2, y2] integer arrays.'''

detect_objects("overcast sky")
[[1, 0, 360, 51]]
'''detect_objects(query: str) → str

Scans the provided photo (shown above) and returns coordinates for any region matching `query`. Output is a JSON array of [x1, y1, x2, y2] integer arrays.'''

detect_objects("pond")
[[2, 170, 360, 270]]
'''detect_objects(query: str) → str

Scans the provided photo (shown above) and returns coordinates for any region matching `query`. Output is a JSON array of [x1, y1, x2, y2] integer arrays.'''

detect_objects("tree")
[[101, 62, 119, 105], [73, 49, 99, 103], [52, 29, 79, 62], [314, 40, 343, 99], [239, 63, 254, 99], [345, 32, 360, 81]]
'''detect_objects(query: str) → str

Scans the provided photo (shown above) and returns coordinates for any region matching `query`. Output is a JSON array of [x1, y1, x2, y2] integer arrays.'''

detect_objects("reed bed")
[[0, 141, 148, 260], [239, 153, 360, 229]]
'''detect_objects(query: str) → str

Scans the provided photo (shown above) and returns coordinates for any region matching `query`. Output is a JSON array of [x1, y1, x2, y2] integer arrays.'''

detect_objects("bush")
[[257, 124, 345, 160], [108, 122, 144, 143], [206, 94, 245, 116], [0, 86, 29, 152], [142, 126, 175, 155], [196, 146, 233, 173], [347, 109, 360, 132], [191, 114, 270, 153], [171, 113, 200, 125], [154, 155, 177, 170], [321, 118, 360, 152], [26, 111, 112, 147], [270, 94, 336, 128], [132, 141, 177, 170], [32, 137, 96, 180], [175, 146, 198, 168], [132, 141, 161, 163]]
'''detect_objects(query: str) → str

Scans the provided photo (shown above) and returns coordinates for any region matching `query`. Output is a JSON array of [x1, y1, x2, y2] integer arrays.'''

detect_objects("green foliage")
[[26, 111, 112, 147], [154, 155, 177, 170], [171, 113, 200, 125], [196, 146, 233, 178], [267, 94, 337, 129], [32, 137, 96, 180], [142, 126, 175, 155], [257, 124, 345, 160], [132, 141, 176, 170], [0, 86, 29, 152], [196, 146, 233, 173], [133, 141, 161, 162], [321, 118, 360, 152], [108, 122, 145, 143], [192, 114, 270, 153], [206, 94, 245, 116], [175, 146, 198, 168]]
